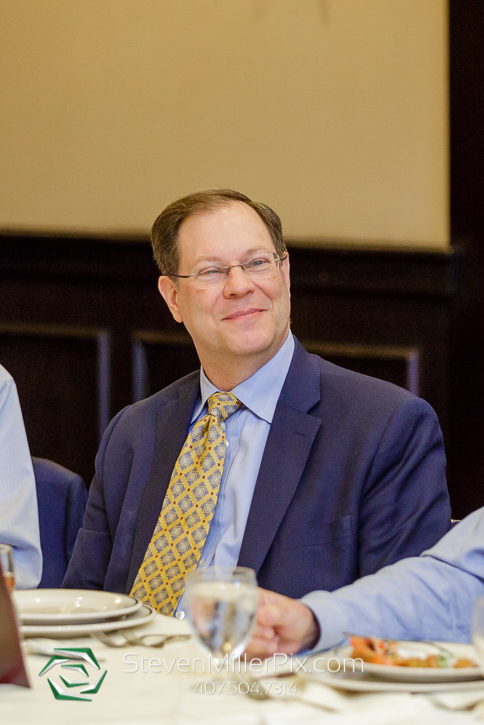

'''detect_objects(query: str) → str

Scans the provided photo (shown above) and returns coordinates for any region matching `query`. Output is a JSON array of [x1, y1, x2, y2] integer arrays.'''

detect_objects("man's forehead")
[[177, 202, 275, 259], [179, 200, 264, 231]]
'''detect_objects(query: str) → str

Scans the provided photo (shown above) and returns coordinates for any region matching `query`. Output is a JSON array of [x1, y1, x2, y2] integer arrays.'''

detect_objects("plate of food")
[[337, 636, 481, 683]]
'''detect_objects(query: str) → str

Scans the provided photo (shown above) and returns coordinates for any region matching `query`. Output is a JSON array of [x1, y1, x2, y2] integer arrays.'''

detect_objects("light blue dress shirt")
[[0, 365, 42, 588], [176, 332, 295, 615], [302, 508, 484, 651]]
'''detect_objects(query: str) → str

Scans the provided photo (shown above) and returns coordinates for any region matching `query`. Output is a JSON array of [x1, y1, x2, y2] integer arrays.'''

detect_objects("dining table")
[[2, 612, 484, 725]]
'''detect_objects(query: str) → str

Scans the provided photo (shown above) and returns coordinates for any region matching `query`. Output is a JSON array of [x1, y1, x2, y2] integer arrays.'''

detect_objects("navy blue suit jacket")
[[64, 340, 451, 598], [32, 458, 88, 588]]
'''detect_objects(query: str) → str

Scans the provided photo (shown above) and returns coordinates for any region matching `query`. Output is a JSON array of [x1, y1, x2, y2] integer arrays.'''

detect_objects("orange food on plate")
[[348, 636, 478, 669]]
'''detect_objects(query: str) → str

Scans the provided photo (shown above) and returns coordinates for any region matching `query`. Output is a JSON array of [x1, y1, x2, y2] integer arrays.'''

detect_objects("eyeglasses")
[[165, 252, 288, 289]]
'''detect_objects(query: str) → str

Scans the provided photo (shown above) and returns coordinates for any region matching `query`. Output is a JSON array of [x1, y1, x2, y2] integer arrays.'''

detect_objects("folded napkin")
[[430, 687, 484, 711], [284, 678, 414, 712], [260, 678, 483, 724], [262, 692, 424, 725], [256, 677, 416, 715]]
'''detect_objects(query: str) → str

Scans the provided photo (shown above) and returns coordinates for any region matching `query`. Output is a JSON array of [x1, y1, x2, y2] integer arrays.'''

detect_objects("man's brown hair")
[[151, 188, 286, 275]]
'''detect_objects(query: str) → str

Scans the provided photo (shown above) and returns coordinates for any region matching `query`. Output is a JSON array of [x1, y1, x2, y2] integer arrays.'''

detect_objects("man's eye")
[[197, 268, 224, 278], [246, 258, 271, 270]]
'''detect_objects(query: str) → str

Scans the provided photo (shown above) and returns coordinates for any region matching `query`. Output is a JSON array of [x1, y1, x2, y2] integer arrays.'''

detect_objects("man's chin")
[[219, 331, 282, 364]]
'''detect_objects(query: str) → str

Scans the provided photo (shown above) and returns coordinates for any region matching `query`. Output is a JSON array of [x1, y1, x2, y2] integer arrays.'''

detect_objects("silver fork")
[[91, 630, 127, 647], [91, 629, 191, 648], [122, 630, 191, 647]]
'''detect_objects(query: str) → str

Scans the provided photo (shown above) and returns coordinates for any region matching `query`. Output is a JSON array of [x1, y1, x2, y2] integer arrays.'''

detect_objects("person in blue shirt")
[[245, 509, 484, 658], [0, 365, 42, 588], [65, 188, 450, 612]]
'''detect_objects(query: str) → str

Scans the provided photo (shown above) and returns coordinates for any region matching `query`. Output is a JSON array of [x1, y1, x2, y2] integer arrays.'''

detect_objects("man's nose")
[[223, 265, 255, 296]]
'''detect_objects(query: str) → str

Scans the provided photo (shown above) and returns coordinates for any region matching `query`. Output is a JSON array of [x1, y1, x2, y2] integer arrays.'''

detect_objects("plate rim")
[[302, 669, 484, 693], [21, 603, 156, 638], [14, 588, 142, 624], [311, 642, 481, 684]]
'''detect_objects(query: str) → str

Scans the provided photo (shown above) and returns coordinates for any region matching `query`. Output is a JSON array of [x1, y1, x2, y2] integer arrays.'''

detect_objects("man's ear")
[[282, 252, 290, 293], [158, 276, 183, 323]]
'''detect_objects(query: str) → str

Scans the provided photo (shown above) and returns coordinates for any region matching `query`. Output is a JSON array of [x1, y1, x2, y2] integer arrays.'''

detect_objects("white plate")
[[303, 669, 484, 694], [304, 643, 482, 688], [21, 603, 156, 638], [350, 642, 479, 683], [14, 589, 142, 625]]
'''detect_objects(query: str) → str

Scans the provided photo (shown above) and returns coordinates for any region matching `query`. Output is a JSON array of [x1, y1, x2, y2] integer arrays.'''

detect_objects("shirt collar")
[[193, 332, 295, 424]]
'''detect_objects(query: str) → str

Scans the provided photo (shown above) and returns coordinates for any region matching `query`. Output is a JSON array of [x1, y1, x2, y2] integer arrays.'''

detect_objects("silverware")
[[90, 629, 191, 648], [91, 630, 127, 647], [419, 641, 458, 656], [23, 639, 106, 661], [126, 632, 191, 647]]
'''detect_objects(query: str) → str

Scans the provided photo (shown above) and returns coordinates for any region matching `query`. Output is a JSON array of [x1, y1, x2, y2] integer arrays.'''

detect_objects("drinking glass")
[[185, 566, 258, 664], [0, 544, 15, 593]]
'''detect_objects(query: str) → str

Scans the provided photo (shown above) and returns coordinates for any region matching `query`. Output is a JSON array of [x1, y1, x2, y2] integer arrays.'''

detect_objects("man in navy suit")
[[64, 189, 451, 611]]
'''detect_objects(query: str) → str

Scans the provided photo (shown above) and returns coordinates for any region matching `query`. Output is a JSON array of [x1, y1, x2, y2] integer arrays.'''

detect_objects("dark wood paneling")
[[289, 244, 456, 297], [132, 331, 199, 401], [0, 232, 461, 509], [0, 323, 109, 485], [449, 0, 484, 516], [133, 332, 419, 401], [301, 341, 419, 395], [290, 289, 451, 445]]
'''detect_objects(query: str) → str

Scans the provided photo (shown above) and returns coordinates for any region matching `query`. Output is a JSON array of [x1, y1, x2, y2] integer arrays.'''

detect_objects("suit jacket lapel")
[[238, 341, 321, 573], [127, 374, 200, 591]]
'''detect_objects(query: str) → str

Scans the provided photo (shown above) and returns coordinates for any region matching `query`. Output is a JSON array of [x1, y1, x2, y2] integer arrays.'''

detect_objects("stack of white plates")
[[13, 589, 156, 638]]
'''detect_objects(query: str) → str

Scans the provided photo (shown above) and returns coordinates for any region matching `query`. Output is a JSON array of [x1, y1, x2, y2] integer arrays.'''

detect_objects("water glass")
[[0, 544, 15, 593], [185, 566, 258, 663]]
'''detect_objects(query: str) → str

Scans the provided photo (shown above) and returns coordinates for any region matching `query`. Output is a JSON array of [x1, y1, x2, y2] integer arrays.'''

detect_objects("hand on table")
[[244, 587, 320, 660]]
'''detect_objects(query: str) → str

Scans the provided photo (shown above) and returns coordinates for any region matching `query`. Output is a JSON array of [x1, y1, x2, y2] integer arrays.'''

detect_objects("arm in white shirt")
[[0, 366, 42, 588], [302, 508, 484, 651]]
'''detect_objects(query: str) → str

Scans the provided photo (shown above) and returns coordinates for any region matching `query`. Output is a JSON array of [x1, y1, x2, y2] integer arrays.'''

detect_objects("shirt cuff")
[[300, 590, 349, 652]]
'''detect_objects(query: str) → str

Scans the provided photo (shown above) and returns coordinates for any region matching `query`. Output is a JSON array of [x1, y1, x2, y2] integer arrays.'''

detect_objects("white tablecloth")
[[1, 614, 482, 725]]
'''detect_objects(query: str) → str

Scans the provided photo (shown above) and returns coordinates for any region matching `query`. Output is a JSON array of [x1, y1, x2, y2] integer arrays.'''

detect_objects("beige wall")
[[0, 0, 448, 248]]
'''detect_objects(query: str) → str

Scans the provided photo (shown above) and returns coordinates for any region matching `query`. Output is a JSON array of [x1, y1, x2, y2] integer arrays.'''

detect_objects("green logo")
[[38, 648, 107, 701]]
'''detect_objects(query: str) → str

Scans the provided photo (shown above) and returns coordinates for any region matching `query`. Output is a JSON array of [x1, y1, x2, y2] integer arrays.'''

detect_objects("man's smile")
[[222, 307, 266, 321]]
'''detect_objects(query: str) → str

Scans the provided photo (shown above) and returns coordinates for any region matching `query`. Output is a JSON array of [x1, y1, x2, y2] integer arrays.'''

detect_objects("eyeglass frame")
[[163, 251, 288, 287]]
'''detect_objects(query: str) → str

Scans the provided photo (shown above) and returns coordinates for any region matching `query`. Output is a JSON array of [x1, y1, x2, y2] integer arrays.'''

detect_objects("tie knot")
[[207, 392, 242, 422]]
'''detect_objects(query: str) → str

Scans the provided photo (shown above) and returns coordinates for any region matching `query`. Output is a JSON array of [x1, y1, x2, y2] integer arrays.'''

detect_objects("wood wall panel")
[[133, 332, 419, 402], [132, 332, 199, 401], [0, 323, 109, 485], [1, 232, 465, 512], [301, 341, 419, 396], [290, 290, 451, 444], [449, 0, 484, 516]]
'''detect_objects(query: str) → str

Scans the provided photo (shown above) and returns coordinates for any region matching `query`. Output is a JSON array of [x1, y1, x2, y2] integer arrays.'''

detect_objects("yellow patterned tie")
[[130, 392, 242, 615]]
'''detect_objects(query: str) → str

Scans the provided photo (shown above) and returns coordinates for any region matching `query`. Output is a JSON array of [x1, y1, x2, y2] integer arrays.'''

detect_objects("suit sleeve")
[[63, 407, 127, 590], [357, 395, 451, 576], [301, 509, 484, 651]]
